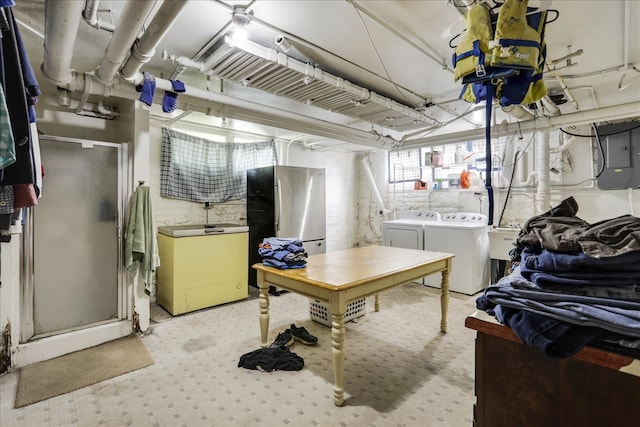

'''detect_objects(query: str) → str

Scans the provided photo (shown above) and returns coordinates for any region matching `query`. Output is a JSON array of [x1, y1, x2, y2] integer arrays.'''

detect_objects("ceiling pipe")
[[51, 71, 399, 149], [502, 105, 535, 121], [275, 34, 292, 53], [95, 0, 158, 85], [401, 101, 640, 148], [162, 50, 207, 73], [535, 129, 551, 214], [548, 68, 579, 110], [540, 95, 561, 116], [623, 0, 630, 71], [120, 0, 188, 83], [360, 156, 391, 215], [83, 0, 116, 33], [40, 5, 398, 149], [501, 133, 537, 187], [571, 86, 600, 109], [42, 0, 84, 87]]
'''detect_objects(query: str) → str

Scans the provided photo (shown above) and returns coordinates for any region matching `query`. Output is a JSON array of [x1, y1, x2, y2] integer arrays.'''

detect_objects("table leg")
[[440, 264, 451, 333], [331, 312, 346, 406], [257, 274, 270, 347]]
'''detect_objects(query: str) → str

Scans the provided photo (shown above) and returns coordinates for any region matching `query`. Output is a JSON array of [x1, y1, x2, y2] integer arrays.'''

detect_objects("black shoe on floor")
[[290, 324, 318, 345], [269, 329, 294, 348]]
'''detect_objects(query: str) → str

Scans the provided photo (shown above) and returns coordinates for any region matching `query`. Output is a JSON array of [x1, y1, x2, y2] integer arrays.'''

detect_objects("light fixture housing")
[[230, 6, 253, 45], [231, 6, 253, 28]]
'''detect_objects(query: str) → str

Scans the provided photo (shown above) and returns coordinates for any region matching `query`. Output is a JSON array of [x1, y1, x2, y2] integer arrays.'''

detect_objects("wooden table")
[[253, 245, 455, 406]]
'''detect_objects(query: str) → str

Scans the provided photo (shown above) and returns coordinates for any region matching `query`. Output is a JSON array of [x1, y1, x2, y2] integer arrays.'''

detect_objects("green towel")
[[125, 186, 160, 295]]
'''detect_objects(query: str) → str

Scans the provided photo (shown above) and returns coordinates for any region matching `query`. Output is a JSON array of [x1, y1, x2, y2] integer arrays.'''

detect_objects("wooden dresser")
[[466, 313, 640, 427]]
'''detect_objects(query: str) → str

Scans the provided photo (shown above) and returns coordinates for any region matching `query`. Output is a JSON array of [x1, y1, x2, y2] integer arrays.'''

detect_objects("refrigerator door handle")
[[276, 179, 281, 232]]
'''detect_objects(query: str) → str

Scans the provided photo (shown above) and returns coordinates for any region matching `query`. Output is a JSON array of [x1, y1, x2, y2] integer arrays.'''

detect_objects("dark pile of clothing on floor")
[[258, 237, 308, 269], [477, 197, 640, 358]]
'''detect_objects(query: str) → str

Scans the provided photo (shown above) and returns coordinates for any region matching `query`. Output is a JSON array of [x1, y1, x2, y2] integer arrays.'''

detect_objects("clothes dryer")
[[382, 211, 441, 285], [422, 212, 490, 295], [382, 210, 441, 250]]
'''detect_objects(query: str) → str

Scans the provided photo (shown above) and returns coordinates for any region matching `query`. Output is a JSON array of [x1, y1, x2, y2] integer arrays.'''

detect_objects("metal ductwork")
[[39, 0, 399, 148], [56, 72, 399, 149], [165, 37, 438, 133]]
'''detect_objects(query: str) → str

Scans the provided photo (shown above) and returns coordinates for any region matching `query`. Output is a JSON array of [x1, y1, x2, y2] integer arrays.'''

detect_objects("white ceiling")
[[11, 0, 640, 152]]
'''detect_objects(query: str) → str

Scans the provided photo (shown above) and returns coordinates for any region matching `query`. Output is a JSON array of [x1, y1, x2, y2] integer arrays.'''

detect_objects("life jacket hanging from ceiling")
[[498, 7, 548, 107], [450, 0, 550, 226], [454, 0, 548, 107], [491, 0, 541, 70], [452, 3, 493, 82]]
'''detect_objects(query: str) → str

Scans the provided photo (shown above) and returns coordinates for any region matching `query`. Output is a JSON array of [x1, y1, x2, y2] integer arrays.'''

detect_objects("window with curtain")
[[160, 127, 278, 203]]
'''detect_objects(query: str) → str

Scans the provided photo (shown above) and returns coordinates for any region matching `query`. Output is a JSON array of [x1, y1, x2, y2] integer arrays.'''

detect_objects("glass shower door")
[[30, 137, 124, 338]]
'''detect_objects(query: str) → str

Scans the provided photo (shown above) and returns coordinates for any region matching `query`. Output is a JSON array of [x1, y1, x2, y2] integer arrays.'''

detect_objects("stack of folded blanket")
[[258, 237, 308, 269], [477, 197, 640, 358]]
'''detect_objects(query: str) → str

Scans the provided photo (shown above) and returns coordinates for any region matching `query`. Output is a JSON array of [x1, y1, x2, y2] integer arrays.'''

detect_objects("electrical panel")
[[596, 122, 640, 189]]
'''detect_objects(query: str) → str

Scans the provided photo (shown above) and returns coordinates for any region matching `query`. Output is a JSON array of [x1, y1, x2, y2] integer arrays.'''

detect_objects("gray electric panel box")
[[596, 122, 640, 189]]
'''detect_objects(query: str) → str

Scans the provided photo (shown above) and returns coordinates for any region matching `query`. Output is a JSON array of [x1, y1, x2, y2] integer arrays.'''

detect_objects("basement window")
[[389, 139, 505, 186], [388, 149, 423, 183]]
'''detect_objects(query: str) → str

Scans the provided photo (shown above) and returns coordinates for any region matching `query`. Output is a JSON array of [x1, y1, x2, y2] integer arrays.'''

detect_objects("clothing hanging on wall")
[[0, 4, 42, 236], [0, 5, 35, 185]]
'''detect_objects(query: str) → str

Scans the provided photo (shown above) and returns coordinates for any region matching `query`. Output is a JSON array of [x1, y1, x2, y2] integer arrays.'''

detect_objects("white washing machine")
[[382, 211, 440, 285], [382, 210, 441, 250], [422, 212, 490, 295]]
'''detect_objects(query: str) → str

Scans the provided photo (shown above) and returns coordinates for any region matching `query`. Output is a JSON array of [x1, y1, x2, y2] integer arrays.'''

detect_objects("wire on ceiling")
[[348, 1, 412, 107]]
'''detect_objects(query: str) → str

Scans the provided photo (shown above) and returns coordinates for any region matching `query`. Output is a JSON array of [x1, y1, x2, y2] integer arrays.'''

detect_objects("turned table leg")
[[440, 262, 451, 333], [331, 312, 346, 406], [257, 273, 270, 347]]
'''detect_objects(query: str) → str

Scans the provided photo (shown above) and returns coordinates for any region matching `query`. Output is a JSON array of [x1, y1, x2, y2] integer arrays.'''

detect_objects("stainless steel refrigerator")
[[246, 165, 326, 288]]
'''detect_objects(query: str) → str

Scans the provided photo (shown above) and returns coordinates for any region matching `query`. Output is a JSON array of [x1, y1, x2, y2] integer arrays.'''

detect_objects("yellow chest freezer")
[[156, 224, 249, 315]]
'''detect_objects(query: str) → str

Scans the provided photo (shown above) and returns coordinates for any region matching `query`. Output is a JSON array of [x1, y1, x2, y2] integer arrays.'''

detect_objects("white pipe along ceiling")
[[94, 0, 157, 84], [28, 0, 640, 150], [41, 0, 84, 87], [119, 0, 189, 83], [40, 1, 400, 149]]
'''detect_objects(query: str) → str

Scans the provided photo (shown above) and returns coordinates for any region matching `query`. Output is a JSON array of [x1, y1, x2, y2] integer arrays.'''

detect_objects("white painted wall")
[[285, 145, 360, 251], [2, 92, 638, 369], [359, 128, 640, 246], [148, 125, 361, 253]]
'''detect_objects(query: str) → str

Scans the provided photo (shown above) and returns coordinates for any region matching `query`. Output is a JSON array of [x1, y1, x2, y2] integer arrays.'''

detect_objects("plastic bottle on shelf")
[[455, 145, 465, 164]]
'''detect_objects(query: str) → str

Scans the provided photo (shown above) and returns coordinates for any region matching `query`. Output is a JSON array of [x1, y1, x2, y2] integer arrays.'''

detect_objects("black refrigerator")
[[246, 165, 326, 288]]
